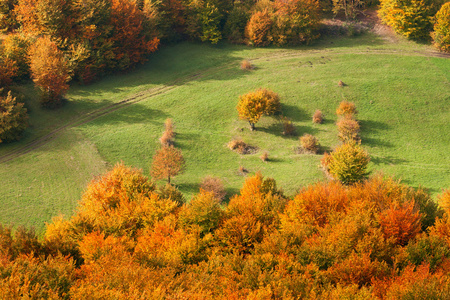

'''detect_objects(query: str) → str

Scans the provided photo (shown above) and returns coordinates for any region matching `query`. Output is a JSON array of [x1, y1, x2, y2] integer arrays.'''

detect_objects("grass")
[[1, 32, 449, 233]]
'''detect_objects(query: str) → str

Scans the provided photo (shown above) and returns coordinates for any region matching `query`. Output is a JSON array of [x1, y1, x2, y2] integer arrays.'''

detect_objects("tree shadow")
[[371, 155, 408, 166], [281, 104, 309, 122], [360, 119, 394, 148]]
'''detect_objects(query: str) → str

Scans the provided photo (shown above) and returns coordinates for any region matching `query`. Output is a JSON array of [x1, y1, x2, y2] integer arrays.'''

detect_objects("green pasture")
[[1, 32, 449, 233]]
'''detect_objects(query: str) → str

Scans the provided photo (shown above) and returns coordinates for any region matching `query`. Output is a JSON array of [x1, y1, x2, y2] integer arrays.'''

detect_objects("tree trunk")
[[249, 122, 255, 131], [168, 174, 171, 184]]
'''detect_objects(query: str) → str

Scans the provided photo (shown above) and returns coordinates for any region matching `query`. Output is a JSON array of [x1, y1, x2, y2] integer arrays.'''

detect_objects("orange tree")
[[28, 36, 70, 107], [236, 88, 280, 131], [151, 145, 186, 184]]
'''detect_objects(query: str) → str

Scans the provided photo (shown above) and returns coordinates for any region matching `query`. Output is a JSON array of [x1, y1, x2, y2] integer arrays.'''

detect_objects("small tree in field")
[[28, 36, 70, 108], [237, 88, 280, 131], [327, 141, 370, 185], [151, 145, 185, 184]]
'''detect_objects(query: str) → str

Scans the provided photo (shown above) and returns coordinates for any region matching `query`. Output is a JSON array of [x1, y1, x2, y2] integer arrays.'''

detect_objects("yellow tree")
[[236, 88, 280, 131], [0, 91, 28, 143], [28, 36, 70, 107], [151, 145, 186, 184]]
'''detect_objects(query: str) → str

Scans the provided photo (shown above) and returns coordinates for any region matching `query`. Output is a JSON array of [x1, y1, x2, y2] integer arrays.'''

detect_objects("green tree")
[[327, 141, 370, 184]]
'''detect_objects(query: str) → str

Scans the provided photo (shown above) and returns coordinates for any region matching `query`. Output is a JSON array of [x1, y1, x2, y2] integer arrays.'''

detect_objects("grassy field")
[[1, 31, 449, 233]]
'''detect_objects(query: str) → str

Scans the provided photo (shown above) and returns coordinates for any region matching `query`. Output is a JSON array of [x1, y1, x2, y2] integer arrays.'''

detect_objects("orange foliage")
[[0, 57, 17, 88], [245, 9, 273, 46], [283, 181, 348, 228], [378, 201, 422, 246], [151, 145, 186, 183], [28, 36, 70, 107], [78, 163, 177, 237], [110, 0, 159, 70], [236, 88, 280, 130], [13, 0, 39, 33], [326, 251, 389, 287], [336, 100, 357, 118]]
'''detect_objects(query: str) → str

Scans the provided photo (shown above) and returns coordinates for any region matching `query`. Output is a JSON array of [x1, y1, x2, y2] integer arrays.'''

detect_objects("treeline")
[[1, 163, 450, 298]]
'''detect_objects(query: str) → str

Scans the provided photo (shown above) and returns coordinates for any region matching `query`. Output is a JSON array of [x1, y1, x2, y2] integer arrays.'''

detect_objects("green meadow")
[[1, 32, 449, 232]]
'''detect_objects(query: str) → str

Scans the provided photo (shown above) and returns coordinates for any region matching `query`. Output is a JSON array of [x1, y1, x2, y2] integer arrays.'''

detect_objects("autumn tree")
[[0, 91, 28, 143], [378, 0, 443, 41], [237, 88, 281, 131], [1, 33, 31, 80], [432, 2, 450, 53], [29, 36, 70, 107], [325, 141, 370, 184], [0, 56, 17, 88], [0, 0, 18, 32], [151, 145, 186, 184]]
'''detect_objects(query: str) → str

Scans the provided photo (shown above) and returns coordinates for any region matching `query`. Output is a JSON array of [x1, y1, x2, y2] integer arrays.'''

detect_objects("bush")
[[312, 109, 323, 124], [300, 134, 320, 153], [432, 2, 450, 52], [260, 151, 269, 162], [200, 176, 227, 202], [228, 138, 254, 154], [0, 91, 28, 143], [336, 100, 357, 118], [0, 56, 17, 88], [337, 118, 360, 143], [282, 116, 296, 136], [327, 141, 370, 184], [378, 0, 443, 41], [240, 59, 253, 70]]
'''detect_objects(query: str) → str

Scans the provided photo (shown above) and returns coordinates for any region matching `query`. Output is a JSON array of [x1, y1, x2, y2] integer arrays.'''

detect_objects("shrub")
[[432, 2, 450, 52], [260, 151, 269, 162], [237, 88, 281, 131], [200, 176, 227, 202], [228, 138, 255, 154], [327, 141, 370, 184], [240, 59, 253, 70], [300, 134, 320, 153], [0, 91, 28, 143], [282, 116, 296, 136], [164, 118, 175, 137], [336, 100, 357, 118], [378, 0, 443, 41], [159, 130, 173, 146], [312, 109, 323, 124], [337, 118, 360, 142], [245, 8, 273, 46]]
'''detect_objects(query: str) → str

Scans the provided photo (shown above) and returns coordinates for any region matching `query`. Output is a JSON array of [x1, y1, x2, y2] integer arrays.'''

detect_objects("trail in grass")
[[0, 46, 447, 164]]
